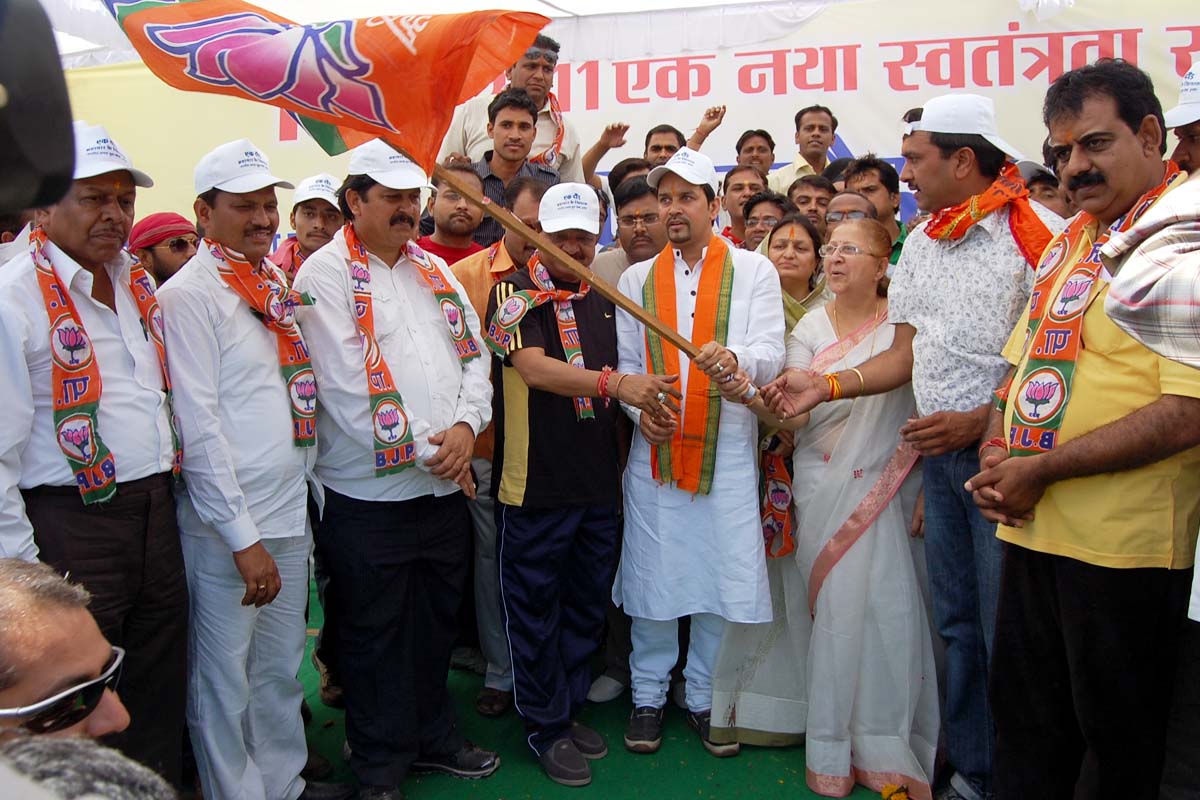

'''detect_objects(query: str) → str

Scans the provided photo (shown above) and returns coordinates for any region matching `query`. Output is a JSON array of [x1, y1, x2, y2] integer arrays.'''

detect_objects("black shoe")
[[568, 721, 607, 759], [300, 745, 332, 781], [539, 737, 591, 787], [297, 781, 355, 800], [686, 709, 739, 757], [357, 787, 405, 800], [411, 743, 500, 779], [623, 706, 664, 754], [300, 698, 313, 726]]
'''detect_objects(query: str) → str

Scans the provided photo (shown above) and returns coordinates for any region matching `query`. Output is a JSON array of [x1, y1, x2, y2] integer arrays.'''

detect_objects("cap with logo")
[[292, 173, 340, 208], [194, 139, 293, 195], [908, 93, 1023, 161], [1165, 58, 1200, 129], [539, 182, 600, 234], [73, 121, 154, 188], [647, 147, 720, 194], [347, 140, 432, 190]]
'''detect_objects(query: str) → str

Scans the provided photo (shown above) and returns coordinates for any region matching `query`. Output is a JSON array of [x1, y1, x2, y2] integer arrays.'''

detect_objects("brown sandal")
[[475, 687, 512, 717]]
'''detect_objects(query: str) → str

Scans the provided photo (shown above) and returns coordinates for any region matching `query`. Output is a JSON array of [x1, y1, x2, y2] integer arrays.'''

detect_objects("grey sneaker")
[[686, 709, 739, 757]]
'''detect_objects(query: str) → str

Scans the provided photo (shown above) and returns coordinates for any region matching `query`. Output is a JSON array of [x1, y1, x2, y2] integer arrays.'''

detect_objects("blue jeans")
[[923, 448, 1002, 800]]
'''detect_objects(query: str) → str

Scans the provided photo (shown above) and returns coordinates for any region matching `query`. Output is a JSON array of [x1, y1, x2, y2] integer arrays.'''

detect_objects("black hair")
[[337, 174, 379, 219], [794, 105, 838, 133], [900, 107, 1006, 179], [722, 165, 767, 192], [614, 176, 655, 211], [787, 174, 836, 198], [487, 88, 540, 126], [531, 34, 560, 53], [736, 129, 776, 153], [608, 158, 652, 192], [196, 188, 223, 209], [842, 154, 900, 195], [644, 124, 686, 151], [742, 190, 795, 223], [1027, 171, 1060, 191], [502, 176, 547, 210], [0, 212, 27, 238], [592, 185, 611, 220], [1043, 58, 1165, 155], [431, 161, 483, 191], [821, 157, 854, 183]]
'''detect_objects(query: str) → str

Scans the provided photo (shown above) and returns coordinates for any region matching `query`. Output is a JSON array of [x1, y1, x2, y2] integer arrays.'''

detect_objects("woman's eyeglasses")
[[152, 236, 199, 254], [0, 646, 124, 735], [819, 243, 883, 258]]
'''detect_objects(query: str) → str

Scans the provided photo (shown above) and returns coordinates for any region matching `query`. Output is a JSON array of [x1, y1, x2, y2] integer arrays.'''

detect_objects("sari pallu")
[[711, 311, 938, 800]]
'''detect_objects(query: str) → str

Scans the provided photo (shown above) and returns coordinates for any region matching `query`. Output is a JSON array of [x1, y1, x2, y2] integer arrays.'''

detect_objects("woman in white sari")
[[711, 219, 939, 798]]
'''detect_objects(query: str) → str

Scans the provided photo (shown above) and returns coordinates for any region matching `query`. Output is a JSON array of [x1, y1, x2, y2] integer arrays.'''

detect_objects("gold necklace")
[[829, 296, 883, 367]]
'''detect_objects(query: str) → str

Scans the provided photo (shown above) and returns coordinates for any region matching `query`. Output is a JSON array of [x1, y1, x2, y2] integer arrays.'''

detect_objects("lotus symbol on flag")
[[1023, 380, 1058, 419], [768, 480, 790, 509], [445, 306, 459, 327], [351, 264, 371, 290], [294, 378, 316, 411], [62, 426, 91, 461], [57, 326, 88, 365], [378, 407, 402, 441], [1056, 278, 1091, 315]]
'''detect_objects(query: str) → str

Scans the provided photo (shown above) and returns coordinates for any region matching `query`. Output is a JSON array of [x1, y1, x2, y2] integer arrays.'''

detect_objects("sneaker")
[[411, 743, 500, 779], [311, 650, 344, 709], [587, 674, 627, 703], [539, 737, 591, 787], [623, 706, 664, 754], [568, 721, 608, 759], [686, 709, 739, 757]]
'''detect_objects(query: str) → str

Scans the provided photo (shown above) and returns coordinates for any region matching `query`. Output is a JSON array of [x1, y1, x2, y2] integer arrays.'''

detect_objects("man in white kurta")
[[614, 148, 784, 757]]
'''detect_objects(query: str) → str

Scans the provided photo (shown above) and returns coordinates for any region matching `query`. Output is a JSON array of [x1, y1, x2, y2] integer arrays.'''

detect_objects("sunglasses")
[[152, 236, 198, 254], [0, 646, 124, 735]]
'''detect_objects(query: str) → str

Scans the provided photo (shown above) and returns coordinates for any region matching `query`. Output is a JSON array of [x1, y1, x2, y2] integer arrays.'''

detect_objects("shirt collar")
[[43, 239, 133, 291], [491, 243, 517, 274]]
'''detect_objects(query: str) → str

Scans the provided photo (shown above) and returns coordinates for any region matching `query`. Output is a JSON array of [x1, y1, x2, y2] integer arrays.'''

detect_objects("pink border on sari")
[[810, 309, 888, 375], [806, 440, 920, 615], [805, 767, 933, 800]]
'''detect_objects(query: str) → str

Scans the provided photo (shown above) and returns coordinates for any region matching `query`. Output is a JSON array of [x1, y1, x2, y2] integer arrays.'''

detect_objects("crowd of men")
[[0, 29, 1198, 800]]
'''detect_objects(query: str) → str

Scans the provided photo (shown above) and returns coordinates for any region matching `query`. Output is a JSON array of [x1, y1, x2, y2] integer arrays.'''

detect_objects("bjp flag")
[[102, 0, 549, 168]]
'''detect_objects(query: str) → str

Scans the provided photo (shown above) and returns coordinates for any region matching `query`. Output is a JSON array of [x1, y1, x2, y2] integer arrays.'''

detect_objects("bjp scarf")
[[924, 161, 1055, 268], [206, 239, 317, 447], [343, 225, 481, 476], [33, 226, 180, 504], [1005, 162, 1183, 457], [643, 236, 734, 495], [526, 91, 565, 169], [485, 254, 596, 419]]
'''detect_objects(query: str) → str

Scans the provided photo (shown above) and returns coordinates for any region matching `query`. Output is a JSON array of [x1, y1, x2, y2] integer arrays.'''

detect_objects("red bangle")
[[597, 365, 614, 402], [978, 437, 1007, 459]]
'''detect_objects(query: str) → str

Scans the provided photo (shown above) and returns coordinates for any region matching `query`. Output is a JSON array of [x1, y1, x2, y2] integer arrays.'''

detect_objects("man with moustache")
[[591, 177, 668, 286], [768, 105, 837, 194], [484, 183, 680, 786], [787, 175, 836, 239], [269, 173, 344, 284], [764, 94, 1063, 800], [472, 89, 560, 248], [0, 122, 187, 784], [439, 34, 583, 183], [735, 130, 777, 176], [718, 166, 767, 248], [967, 59, 1200, 799], [615, 148, 784, 758], [293, 140, 497, 800], [127, 212, 198, 285], [1165, 58, 1199, 173], [741, 191, 795, 252], [157, 139, 350, 800], [416, 164, 485, 265]]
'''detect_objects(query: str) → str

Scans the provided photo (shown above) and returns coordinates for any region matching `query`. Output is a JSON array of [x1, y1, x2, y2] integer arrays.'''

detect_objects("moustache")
[[391, 213, 416, 227], [1068, 171, 1105, 192]]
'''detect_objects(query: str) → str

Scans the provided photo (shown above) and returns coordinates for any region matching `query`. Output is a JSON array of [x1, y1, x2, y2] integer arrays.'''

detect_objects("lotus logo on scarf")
[[51, 318, 92, 369], [58, 416, 97, 464], [373, 400, 408, 443], [441, 299, 465, 338], [289, 373, 318, 415], [497, 295, 529, 327], [767, 479, 790, 510], [1052, 276, 1093, 319], [1015, 368, 1066, 423]]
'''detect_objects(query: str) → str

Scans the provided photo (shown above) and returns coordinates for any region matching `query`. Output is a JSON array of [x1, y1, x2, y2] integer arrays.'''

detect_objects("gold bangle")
[[848, 367, 865, 397]]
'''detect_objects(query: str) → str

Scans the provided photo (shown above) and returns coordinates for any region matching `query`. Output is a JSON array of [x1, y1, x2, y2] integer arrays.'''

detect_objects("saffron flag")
[[102, 1, 548, 166]]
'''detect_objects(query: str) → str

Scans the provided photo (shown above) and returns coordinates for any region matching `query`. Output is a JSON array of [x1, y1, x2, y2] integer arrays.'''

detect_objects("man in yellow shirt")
[[967, 60, 1200, 799]]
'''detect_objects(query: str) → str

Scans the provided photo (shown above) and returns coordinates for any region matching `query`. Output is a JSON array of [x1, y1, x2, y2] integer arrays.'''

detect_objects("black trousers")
[[316, 487, 469, 789], [23, 473, 189, 787], [1160, 618, 1200, 799], [496, 502, 619, 754], [989, 543, 1191, 800]]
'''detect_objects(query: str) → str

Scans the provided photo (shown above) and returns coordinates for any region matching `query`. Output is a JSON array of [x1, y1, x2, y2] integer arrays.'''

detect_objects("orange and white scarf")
[[527, 91, 565, 170]]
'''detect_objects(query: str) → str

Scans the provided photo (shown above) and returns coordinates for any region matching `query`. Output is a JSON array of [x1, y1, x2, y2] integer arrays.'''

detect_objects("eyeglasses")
[[0, 646, 124, 735], [745, 215, 781, 228], [824, 210, 870, 223], [617, 213, 660, 229], [819, 243, 884, 258], [152, 236, 198, 254]]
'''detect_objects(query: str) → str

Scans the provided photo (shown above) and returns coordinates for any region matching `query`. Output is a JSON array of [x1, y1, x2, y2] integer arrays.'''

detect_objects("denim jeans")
[[923, 447, 1002, 800]]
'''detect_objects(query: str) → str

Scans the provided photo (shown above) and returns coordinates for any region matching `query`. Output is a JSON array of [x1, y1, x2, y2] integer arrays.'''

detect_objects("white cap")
[[910, 93, 1023, 160], [194, 139, 293, 195], [647, 147, 719, 194], [292, 173, 340, 209], [1165, 59, 1200, 128], [347, 139, 432, 190], [539, 182, 600, 234], [1016, 159, 1056, 184], [73, 121, 153, 188]]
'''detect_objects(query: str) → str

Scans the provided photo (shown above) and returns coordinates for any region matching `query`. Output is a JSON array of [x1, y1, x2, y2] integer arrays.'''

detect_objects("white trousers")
[[630, 613, 726, 712], [183, 533, 311, 800]]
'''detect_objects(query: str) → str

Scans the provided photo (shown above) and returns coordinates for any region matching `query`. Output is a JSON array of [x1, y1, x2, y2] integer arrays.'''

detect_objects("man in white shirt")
[[0, 122, 187, 786], [157, 139, 350, 800], [293, 140, 497, 800], [438, 34, 583, 183], [614, 148, 784, 758]]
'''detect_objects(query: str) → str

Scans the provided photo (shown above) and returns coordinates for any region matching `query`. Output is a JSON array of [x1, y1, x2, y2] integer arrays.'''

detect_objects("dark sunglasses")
[[0, 646, 124, 734], [153, 236, 198, 254]]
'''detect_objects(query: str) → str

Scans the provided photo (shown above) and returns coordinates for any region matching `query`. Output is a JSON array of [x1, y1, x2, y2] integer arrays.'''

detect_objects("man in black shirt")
[[484, 183, 678, 788]]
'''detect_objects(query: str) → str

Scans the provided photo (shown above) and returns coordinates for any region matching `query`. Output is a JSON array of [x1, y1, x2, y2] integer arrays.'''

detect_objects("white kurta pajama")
[[614, 242, 784, 708]]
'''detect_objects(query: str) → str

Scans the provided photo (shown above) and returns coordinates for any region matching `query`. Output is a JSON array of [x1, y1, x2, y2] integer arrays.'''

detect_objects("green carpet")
[[300, 582, 877, 799]]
